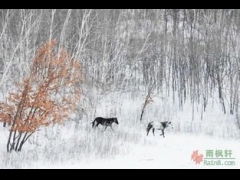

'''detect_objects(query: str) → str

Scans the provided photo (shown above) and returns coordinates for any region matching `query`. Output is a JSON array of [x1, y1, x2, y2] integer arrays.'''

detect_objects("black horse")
[[92, 117, 119, 131], [146, 121, 173, 138]]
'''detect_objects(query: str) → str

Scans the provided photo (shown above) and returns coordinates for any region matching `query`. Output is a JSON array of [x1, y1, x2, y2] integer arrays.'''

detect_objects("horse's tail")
[[146, 121, 153, 135], [91, 120, 95, 128]]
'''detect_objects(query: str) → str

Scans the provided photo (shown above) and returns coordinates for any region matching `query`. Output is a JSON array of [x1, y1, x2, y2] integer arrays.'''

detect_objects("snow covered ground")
[[0, 123, 239, 169], [0, 93, 239, 169], [41, 133, 240, 169]]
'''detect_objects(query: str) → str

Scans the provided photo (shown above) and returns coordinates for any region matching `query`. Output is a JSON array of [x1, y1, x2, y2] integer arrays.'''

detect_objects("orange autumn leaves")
[[0, 39, 82, 133]]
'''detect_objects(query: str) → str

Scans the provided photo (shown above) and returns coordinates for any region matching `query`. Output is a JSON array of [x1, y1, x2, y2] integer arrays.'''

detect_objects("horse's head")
[[114, 118, 119, 125], [166, 121, 173, 129]]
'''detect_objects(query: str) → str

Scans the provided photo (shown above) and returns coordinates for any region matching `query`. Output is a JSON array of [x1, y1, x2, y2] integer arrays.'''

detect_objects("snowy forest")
[[0, 9, 240, 169]]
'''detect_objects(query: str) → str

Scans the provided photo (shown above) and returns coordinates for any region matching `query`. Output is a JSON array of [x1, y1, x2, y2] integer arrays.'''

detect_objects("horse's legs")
[[161, 130, 165, 138], [152, 128, 155, 136], [147, 123, 153, 136], [147, 127, 151, 136], [104, 126, 108, 131], [110, 125, 114, 131]]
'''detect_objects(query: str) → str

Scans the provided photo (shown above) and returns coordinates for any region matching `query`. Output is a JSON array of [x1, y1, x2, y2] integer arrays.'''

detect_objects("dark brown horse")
[[91, 117, 119, 131]]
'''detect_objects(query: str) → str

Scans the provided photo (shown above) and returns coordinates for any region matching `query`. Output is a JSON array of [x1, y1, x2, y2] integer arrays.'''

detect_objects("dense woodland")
[[1, 9, 240, 133]]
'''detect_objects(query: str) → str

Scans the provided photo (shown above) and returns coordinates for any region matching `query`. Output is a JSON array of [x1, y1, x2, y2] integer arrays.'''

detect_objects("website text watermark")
[[191, 150, 236, 166]]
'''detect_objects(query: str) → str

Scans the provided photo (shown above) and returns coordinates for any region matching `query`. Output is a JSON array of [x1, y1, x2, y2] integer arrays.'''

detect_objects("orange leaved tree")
[[0, 39, 82, 152]]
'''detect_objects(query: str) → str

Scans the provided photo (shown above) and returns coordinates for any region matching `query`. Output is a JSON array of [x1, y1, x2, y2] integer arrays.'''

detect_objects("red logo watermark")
[[191, 150, 203, 164]]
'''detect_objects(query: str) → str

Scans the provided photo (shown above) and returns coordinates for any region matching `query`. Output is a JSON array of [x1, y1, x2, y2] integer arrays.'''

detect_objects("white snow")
[[0, 123, 240, 169], [45, 133, 240, 169], [0, 92, 240, 169]]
